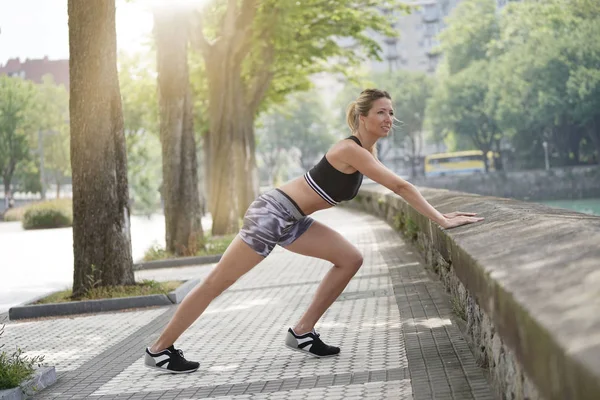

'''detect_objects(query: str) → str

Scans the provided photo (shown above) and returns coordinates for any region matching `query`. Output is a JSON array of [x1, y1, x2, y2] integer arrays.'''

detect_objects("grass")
[[451, 297, 467, 321], [143, 233, 235, 262], [34, 280, 183, 304], [0, 324, 45, 390]]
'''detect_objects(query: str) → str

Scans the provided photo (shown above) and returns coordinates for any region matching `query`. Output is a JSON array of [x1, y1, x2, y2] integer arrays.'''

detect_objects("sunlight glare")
[[115, 0, 211, 56], [147, 0, 212, 11]]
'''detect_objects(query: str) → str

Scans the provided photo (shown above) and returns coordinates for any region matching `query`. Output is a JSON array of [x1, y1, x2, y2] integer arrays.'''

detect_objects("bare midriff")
[[277, 176, 334, 216]]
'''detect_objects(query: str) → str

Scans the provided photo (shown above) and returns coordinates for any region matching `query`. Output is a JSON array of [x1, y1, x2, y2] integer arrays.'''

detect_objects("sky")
[[0, 0, 155, 65]]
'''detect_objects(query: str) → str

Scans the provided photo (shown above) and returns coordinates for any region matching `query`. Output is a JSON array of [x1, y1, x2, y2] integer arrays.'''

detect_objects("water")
[[539, 198, 600, 216]]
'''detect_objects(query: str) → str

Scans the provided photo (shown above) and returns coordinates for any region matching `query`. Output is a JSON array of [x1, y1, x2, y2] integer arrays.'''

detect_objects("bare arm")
[[337, 143, 483, 229]]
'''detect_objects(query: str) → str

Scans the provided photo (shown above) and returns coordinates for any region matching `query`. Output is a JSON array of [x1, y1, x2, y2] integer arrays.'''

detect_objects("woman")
[[144, 89, 483, 373]]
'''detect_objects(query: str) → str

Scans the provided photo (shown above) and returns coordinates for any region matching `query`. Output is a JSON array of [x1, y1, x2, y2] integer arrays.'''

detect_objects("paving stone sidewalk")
[[1, 207, 495, 400]]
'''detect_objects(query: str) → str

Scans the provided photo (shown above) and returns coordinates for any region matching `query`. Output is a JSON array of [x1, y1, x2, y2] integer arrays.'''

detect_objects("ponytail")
[[345, 101, 359, 133], [345, 101, 376, 157]]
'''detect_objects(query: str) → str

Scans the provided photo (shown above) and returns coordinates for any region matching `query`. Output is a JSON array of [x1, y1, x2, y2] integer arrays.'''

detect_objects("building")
[[0, 56, 69, 89], [371, 0, 463, 74]]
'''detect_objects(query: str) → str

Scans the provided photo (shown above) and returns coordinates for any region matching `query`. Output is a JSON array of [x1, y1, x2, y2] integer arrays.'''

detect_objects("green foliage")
[[375, 70, 435, 174], [12, 159, 42, 194], [438, 0, 499, 74], [35, 76, 71, 192], [392, 211, 418, 240], [0, 75, 70, 199], [0, 324, 45, 390], [451, 297, 467, 321], [430, 60, 501, 161], [118, 51, 162, 215], [427, 0, 600, 168], [393, 212, 405, 231], [256, 90, 337, 185], [192, 0, 407, 116], [22, 199, 73, 230], [0, 76, 37, 195], [404, 217, 418, 241], [379, 71, 435, 139], [256, 0, 404, 112]]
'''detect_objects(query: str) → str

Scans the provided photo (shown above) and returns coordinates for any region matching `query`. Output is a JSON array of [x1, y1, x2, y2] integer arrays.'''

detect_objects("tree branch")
[[223, 0, 238, 38], [246, 43, 275, 113], [231, 0, 259, 64], [189, 10, 213, 60]]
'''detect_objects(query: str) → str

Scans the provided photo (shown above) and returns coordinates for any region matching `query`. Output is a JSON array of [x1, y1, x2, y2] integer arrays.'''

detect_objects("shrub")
[[22, 199, 72, 230], [2, 204, 35, 222], [0, 324, 45, 390]]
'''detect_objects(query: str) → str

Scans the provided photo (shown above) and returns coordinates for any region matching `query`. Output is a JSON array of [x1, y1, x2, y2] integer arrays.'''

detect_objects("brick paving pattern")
[[2, 207, 495, 399]]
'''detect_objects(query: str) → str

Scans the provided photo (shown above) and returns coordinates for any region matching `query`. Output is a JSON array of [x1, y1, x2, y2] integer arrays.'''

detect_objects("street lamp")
[[542, 141, 550, 171]]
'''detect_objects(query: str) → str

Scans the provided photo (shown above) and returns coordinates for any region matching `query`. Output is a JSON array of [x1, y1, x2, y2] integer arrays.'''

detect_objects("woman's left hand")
[[443, 211, 478, 219]]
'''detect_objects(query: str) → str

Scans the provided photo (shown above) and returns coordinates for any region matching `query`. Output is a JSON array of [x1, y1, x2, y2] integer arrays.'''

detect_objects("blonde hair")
[[345, 88, 392, 157]]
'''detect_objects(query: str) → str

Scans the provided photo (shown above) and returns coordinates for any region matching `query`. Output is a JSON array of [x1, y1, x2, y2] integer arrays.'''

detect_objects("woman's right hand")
[[440, 214, 484, 229]]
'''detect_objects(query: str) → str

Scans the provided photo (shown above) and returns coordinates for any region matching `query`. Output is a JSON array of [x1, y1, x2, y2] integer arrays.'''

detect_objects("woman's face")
[[360, 97, 394, 138]]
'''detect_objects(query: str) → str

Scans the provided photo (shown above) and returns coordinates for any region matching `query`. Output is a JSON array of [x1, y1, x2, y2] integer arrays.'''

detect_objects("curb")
[[0, 366, 56, 400], [133, 254, 221, 270], [8, 279, 202, 321], [167, 278, 201, 303]]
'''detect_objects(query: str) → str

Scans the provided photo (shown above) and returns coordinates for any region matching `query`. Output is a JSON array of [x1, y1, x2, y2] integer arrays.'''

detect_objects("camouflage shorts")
[[239, 189, 314, 257]]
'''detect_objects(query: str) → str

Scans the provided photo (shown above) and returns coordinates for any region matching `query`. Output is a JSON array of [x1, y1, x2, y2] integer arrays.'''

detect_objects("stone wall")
[[411, 165, 600, 201], [347, 184, 600, 400]]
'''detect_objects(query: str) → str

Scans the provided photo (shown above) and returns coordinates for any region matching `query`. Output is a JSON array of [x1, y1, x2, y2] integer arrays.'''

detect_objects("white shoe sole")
[[284, 343, 340, 358], [144, 363, 199, 374]]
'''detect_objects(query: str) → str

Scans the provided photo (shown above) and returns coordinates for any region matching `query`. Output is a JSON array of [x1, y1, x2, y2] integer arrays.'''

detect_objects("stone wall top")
[[355, 183, 600, 400]]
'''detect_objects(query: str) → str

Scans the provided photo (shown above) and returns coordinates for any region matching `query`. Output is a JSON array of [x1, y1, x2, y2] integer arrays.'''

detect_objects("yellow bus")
[[424, 150, 493, 177]]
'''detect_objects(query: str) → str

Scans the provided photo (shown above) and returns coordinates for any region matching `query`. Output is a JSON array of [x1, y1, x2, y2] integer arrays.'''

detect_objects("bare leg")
[[283, 221, 363, 334], [150, 235, 264, 352]]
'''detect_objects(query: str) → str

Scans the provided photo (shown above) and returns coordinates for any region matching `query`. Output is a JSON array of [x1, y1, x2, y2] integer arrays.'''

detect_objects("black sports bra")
[[303, 136, 364, 206]]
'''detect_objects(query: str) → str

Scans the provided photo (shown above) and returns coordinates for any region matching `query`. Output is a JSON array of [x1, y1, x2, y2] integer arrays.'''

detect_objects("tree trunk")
[[204, 58, 243, 235], [3, 179, 10, 209], [590, 117, 600, 164], [68, 0, 134, 297], [53, 169, 62, 199], [192, 0, 269, 232], [154, 9, 204, 255], [202, 129, 212, 213], [408, 134, 417, 179], [235, 118, 258, 219]]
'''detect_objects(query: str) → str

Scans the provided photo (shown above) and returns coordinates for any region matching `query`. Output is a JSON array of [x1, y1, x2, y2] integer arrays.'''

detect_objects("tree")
[[154, 7, 204, 255], [428, 61, 501, 170], [489, 0, 600, 166], [425, 0, 600, 169], [438, 0, 498, 75], [191, 0, 402, 234], [68, 0, 134, 297], [35, 75, 70, 199], [0, 76, 36, 209], [119, 51, 163, 214], [256, 91, 336, 185], [256, 115, 300, 186], [377, 70, 434, 178]]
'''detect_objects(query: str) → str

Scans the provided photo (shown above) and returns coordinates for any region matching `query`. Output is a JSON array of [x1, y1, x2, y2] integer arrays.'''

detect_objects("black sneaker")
[[144, 345, 199, 374], [285, 328, 340, 358]]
